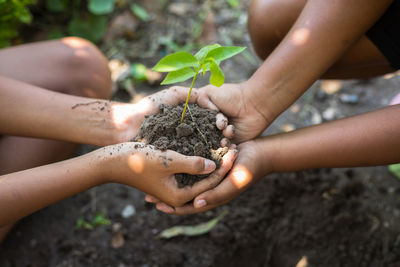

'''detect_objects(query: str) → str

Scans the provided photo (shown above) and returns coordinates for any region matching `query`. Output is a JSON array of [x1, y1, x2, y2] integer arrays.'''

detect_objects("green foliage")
[[88, 0, 115, 15], [226, 0, 240, 8], [76, 213, 111, 230], [130, 63, 148, 81], [389, 164, 400, 180], [153, 44, 245, 86], [152, 44, 246, 122], [68, 14, 107, 43], [130, 3, 149, 22], [0, 0, 35, 48]]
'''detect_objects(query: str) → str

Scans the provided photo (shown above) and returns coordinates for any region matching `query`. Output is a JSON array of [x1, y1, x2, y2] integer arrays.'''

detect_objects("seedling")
[[152, 44, 246, 122]]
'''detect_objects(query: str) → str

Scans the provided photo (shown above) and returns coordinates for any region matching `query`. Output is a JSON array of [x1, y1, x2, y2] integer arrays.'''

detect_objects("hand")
[[110, 86, 232, 143], [197, 82, 272, 143], [145, 139, 269, 214], [98, 142, 238, 207]]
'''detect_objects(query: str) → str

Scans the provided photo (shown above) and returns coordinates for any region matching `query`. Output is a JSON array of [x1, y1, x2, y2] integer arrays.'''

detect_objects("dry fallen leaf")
[[111, 233, 125, 249], [320, 80, 342, 95], [158, 210, 228, 239]]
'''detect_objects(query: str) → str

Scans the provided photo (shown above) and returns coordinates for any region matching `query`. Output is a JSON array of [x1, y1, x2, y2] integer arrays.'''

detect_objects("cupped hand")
[[145, 139, 269, 214], [99, 142, 238, 207], [111, 86, 232, 144], [196, 82, 272, 144]]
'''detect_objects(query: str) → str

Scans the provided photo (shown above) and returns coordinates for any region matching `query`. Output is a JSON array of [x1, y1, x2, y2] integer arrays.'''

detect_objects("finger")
[[156, 202, 175, 214], [216, 113, 228, 130], [193, 163, 253, 209], [220, 138, 230, 147], [170, 86, 200, 103], [189, 145, 238, 196], [222, 125, 234, 139], [197, 90, 219, 111], [168, 151, 216, 175], [145, 194, 160, 203]]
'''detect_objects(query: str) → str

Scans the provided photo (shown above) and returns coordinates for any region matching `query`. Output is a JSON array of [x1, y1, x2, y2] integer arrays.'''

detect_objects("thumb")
[[197, 89, 219, 111], [169, 152, 216, 175]]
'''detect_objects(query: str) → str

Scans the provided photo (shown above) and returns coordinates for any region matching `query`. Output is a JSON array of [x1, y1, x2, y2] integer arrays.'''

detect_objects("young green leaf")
[[195, 44, 221, 61], [130, 3, 150, 22], [153, 51, 199, 72], [161, 67, 196, 85], [209, 60, 224, 87], [205, 46, 246, 63], [389, 164, 400, 180], [88, 0, 115, 15]]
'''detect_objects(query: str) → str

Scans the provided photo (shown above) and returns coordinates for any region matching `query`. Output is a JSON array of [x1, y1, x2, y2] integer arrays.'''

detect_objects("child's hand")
[[145, 139, 269, 214], [97, 142, 238, 207], [196, 82, 272, 144], [110, 86, 232, 144]]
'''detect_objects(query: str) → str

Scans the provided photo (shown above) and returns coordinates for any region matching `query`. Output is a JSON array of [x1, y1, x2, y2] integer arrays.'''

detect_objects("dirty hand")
[[99, 142, 238, 207], [196, 82, 272, 144], [145, 140, 267, 214], [113, 86, 232, 143]]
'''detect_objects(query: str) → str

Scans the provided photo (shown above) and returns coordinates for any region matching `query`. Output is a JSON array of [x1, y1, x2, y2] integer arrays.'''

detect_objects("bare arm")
[[0, 75, 130, 145], [0, 142, 237, 226], [247, 0, 393, 125], [263, 104, 400, 172], [0, 76, 225, 146]]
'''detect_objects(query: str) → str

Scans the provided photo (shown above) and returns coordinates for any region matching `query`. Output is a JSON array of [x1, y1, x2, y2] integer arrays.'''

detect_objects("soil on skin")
[[135, 103, 227, 187]]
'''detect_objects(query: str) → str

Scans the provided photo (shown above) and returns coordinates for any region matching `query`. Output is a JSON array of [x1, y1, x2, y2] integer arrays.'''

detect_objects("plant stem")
[[180, 71, 199, 123]]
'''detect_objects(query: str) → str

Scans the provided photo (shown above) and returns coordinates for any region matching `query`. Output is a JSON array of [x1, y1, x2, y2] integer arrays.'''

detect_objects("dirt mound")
[[135, 103, 227, 187]]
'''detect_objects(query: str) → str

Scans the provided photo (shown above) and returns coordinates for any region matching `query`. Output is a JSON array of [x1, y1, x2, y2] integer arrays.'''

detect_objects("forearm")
[[0, 75, 136, 146], [247, 0, 392, 120], [0, 151, 104, 226], [259, 105, 400, 173]]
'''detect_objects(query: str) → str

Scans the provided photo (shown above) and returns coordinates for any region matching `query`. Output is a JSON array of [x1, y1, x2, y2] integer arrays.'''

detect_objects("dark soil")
[[135, 103, 227, 187], [2, 168, 400, 267]]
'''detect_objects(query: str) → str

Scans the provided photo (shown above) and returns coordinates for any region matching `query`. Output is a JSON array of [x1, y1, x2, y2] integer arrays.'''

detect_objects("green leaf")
[[158, 210, 228, 239], [0, 38, 10, 49], [48, 28, 65, 39], [205, 46, 246, 63], [195, 44, 220, 62], [68, 14, 107, 43], [209, 60, 224, 87], [153, 51, 199, 72], [161, 67, 196, 85], [88, 0, 115, 15], [130, 63, 147, 81], [130, 3, 150, 22], [226, 0, 240, 8], [389, 164, 400, 180], [92, 213, 111, 226], [46, 0, 66, 12]]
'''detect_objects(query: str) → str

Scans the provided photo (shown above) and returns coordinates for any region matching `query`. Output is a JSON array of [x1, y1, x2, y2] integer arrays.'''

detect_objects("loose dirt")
[[135, 103, 227, 187]]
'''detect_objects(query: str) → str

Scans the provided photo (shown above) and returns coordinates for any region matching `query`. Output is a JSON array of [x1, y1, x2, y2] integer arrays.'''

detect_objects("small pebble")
[[121, 205, 136, 219]]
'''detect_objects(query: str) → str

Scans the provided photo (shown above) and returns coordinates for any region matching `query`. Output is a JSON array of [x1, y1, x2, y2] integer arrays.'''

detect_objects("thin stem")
[[180, 71, 199, 123]]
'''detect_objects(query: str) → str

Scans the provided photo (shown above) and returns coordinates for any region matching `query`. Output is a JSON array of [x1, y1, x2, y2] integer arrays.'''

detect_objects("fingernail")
[[205, 159, 216, 171], [195, 199, 207, 208]]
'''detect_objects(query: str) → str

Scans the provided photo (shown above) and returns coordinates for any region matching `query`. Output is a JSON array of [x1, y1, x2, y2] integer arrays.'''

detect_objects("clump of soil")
[[135, 103, 228, 187]]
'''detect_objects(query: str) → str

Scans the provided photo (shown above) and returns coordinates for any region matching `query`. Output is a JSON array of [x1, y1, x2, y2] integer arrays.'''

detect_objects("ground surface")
[[1, 0, 400, 266]]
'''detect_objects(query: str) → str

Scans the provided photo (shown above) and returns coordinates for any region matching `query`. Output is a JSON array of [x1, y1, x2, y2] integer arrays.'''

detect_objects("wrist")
[[241, 79, 278, 126], [88, 145, 118, 185], [254, 136, 281, 176], [104, 102, 139, 145]]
